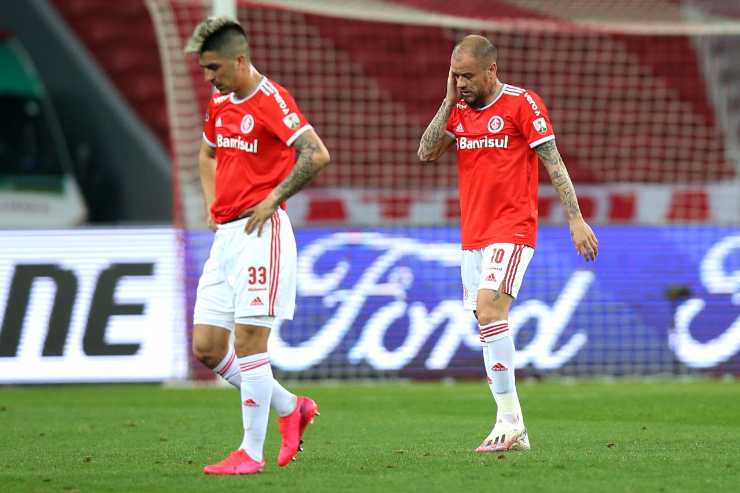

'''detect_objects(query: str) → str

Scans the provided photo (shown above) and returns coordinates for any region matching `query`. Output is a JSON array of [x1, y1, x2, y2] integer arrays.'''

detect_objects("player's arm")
[[199, 139, 218, 232], [535, 139, 599, 262], [418, 70, 458, 162], [242, 129, 330, 236]]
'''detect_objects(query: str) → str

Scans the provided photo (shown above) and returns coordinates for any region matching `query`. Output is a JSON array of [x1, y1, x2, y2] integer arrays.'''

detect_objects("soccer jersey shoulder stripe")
[[260, 80, 278, 96], [503, 84, 525, 94]]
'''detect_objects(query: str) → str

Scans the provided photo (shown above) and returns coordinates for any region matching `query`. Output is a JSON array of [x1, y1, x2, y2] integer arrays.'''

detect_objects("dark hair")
[[201, 24, 249, 58]]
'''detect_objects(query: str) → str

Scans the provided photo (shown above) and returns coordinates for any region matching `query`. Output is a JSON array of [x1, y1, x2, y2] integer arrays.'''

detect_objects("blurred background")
[[0, 0, 738, 384]]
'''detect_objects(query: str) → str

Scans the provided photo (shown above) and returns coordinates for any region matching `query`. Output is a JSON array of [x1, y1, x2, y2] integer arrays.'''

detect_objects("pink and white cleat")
[[277, 396, 319, 466], [203, 449, 265, 475], [475, 419, 530, 452]]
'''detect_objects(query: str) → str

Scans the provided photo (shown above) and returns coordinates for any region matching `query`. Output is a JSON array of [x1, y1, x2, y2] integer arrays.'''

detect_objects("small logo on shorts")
[[242, 399, 259, 407], [250, 297, 264, 306], [491, 362, 508, 372], [463, 284, 468, 300], [485, 273, 497, 282]]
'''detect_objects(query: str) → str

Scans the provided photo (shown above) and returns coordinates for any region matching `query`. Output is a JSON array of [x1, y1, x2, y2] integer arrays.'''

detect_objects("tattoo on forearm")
[[418, 101, 454, 161], [273, 133, 324, 203], [535, 140, 582, 221]]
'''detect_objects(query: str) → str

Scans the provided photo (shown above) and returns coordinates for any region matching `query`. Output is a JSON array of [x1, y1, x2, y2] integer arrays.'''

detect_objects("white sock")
[[213, 346, 241, 388], [272, 379, 298, 417], [213, 345, 296, 416], [480, 334, 499, 406], [480, 320, 521, 425], [238, 352, 273, 462]]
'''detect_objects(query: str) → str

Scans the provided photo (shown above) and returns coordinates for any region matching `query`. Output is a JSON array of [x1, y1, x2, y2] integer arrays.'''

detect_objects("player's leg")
[[462, 249, 500, 408], [233, 319, 273, 466], [193, 320, 296, 407], [261, 209, 318, 466], [209, 210, 315, 472], [192, 324, 242, 386], [192, 231, 242, 387], [474, 244, 534, 452]]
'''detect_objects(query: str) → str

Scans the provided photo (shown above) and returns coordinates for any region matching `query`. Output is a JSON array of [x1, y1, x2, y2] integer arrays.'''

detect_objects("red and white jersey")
[[445, 84, 555, 250], [203, 77, 312, 223]]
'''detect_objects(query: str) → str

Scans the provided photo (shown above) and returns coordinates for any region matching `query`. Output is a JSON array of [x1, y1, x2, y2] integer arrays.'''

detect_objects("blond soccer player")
[[185, 17, 330, 474]]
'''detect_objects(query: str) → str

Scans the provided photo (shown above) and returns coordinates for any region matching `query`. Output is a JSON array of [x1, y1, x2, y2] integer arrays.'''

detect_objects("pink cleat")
[[475, 419, 530, 453], [203, 449, 265, 475], [277, 396, 319, 466]]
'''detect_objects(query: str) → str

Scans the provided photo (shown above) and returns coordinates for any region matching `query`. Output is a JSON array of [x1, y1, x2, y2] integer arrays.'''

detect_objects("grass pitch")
[[1, 379, 738, 492]]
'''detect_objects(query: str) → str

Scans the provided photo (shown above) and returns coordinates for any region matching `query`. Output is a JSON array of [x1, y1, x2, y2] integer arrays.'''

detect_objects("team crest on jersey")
[[533, 117, 547, 135], [487, 115, 505, 133], [283, 112, 300, 130], [241, 114, 255, 134]]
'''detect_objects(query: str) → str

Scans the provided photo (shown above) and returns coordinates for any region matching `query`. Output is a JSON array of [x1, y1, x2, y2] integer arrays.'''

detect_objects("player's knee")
[[476, 307, 508, 327], [191, 338, 225, 368], [234, 324, 270, 357]]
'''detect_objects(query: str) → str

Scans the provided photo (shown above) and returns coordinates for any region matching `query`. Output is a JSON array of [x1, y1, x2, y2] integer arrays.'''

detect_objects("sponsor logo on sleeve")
[[525, 92, 541, 116], [283, 113, 301, 130], [533, 117, 548, 135], [487, 115, 505, 133], [241, 114, 255, 134]]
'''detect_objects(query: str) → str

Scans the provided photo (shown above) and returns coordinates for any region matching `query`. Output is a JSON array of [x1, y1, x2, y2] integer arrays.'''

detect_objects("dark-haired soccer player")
[[185, 16, 330, 475], [418, 35, 598, 453]]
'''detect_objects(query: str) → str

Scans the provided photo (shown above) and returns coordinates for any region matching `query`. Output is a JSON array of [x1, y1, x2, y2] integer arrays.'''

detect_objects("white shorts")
[[461, 243, 534, 310], [193, 208, 297, 331]]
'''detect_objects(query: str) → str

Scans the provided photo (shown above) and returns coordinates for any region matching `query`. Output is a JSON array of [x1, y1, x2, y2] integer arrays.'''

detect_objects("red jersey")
[[203, 77, 312, 223], [445, 84, 555, 250]]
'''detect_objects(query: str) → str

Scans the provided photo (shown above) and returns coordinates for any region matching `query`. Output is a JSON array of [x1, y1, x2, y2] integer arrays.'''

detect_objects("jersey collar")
[[473, 83, 507, 112], [230, 76, 267, 104]]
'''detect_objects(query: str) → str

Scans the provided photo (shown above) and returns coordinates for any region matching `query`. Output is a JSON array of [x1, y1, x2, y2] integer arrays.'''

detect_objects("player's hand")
[[206, 214, 218, 233], [569, 217, 598, 262], [239, 197, 279, 237], [445, 69, 460, 105]]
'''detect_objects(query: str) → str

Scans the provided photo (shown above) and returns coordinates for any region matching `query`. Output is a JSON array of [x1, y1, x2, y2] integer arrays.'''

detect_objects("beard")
[[464, 78, 496, 109]]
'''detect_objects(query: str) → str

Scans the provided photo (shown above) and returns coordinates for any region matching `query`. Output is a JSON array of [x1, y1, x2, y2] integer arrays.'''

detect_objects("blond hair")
[[184, 16, 248, 56]]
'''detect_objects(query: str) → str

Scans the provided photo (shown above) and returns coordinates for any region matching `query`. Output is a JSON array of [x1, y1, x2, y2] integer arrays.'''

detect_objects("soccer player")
[[184, 17, 330, 474], [418, 35, 598, 452]]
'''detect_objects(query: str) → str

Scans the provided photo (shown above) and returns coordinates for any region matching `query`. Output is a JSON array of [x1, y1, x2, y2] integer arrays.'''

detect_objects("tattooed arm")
[[418, 101, 457, 161], [241, 129, 330, 236], [418, 70, 458, 162], [535, 139, 599, 262]]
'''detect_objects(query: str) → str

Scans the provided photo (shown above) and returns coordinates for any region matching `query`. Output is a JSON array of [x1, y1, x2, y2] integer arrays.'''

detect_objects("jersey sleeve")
[[203, 97, 216, 147], [261, 83, 313, 146], [445, 104, 459, 139], [515, 90, 555, 148]]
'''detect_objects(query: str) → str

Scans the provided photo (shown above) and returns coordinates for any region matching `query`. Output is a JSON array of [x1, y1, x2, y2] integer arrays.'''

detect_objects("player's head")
[[450, 35, 498, 109], [185, 16, 250, 95]]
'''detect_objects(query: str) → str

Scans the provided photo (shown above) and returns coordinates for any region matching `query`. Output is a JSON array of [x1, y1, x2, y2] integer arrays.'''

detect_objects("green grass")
[[1, 380, 738, 492]]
